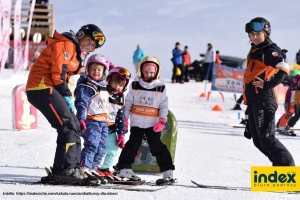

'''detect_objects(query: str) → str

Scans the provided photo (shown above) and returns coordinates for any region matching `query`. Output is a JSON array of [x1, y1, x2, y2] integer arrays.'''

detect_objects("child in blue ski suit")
[[74, 54, 110, 184], [96, 67, 131, 182]]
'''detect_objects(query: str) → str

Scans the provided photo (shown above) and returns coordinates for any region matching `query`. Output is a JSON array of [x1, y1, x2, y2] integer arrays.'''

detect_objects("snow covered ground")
[[1, 69, 300, 200]]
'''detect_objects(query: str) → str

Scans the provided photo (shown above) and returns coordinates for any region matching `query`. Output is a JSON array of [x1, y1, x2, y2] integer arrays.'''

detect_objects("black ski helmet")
[[76, 24, 106, 48], [245, 17, 271, 36]]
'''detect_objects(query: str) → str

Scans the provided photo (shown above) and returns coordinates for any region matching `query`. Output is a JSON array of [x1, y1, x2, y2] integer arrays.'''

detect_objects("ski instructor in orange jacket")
[[26, 24, 105, 185], [243, 17, 294, 166]]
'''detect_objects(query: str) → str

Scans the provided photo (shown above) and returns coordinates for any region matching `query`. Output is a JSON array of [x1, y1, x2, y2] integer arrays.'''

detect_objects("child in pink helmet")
[[96, 67, 131, 182], [74, 54, 110, 185]]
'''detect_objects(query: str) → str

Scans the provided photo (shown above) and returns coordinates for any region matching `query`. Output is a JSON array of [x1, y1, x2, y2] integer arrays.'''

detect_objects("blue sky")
[[26, 0, 300, 78]]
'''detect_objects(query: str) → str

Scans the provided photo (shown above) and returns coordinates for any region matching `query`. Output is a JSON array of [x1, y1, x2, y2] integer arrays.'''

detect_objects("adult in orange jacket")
[[26, 24, 106, 185], [243, 17, 294, 166], [182, 46, 191, 82]]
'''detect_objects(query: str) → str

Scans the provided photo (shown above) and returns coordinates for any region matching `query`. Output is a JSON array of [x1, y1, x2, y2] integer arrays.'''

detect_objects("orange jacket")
[[26, 31, 82, 96], [182, 51, 191, 66], [243, 42, 289, 106]]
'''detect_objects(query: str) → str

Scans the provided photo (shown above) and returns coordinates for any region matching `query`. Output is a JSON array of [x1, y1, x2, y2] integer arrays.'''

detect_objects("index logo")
[[251, 167, 300, 191]]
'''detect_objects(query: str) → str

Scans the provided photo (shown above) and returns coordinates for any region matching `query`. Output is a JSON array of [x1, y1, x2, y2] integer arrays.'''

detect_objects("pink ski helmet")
[[86, 54, 109, 80], [107, 67, 131, 91]]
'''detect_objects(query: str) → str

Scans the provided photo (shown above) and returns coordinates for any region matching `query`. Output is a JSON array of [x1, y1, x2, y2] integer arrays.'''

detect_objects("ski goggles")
[[245, 22, 263, 33], [92, 31, 105, 46], [110, 67, 131, 79]]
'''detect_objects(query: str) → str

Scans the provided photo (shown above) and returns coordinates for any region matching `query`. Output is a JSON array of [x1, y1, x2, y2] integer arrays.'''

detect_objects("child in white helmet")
[[74, 54, 110, 185], [115, 56, 175, 184]]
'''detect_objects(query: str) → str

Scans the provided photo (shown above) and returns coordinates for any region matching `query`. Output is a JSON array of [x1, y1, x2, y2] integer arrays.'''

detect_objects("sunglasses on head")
[[92, 31, 105, 46], [245, 22, 263, 33]]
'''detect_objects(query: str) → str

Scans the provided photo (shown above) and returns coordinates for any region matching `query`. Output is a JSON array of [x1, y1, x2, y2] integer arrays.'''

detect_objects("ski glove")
[[79, 120, 87, 130], [153, 118, 167, 132], [63, 96, 75, 112], [124, 117, 129, 132], [294, 104, 299, 115], [116, 134, 125, 149]]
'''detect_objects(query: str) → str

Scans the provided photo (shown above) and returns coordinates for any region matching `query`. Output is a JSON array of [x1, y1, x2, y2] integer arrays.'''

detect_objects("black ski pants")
[[116, 127, 175, 172], [287, 113, 300, 128], [172, 63, 183, 82], [248, 104, 295, 166], [27, 88, 82, 172], [202, 62, 213, 81]]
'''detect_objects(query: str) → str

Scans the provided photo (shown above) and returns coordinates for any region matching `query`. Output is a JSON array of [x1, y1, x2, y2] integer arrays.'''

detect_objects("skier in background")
[[26, 24, 106, 184], [276, 69, 300, 135], [243, 17, 294, 166]]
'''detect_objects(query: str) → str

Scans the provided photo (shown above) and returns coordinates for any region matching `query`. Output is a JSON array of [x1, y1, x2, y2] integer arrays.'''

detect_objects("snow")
[[1, 68, 300, 200]]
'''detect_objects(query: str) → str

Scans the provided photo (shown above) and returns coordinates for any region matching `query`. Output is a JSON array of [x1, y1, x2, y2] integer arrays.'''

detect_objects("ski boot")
[[232, 103, 242, 110], [114, 168, 141, 181], [97, 168, 115, 183], [156, 170, 176, 186], [278, 125, 296, 136], [41, 167, 56, 184], [240, 118, 248, 125], [89, 169, 108, 184], [51, 168, 94, 185]]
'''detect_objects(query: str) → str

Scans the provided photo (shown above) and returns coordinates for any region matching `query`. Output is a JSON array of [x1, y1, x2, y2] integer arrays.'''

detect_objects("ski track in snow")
[[1, 69, 300, 199]]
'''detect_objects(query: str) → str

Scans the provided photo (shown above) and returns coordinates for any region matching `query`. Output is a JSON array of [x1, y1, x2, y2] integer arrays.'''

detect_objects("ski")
[[231, 124, 246, 128], [112, 180, 146, 185], [0, 179, 167, 192], [191, 180, 250, 191], [155, 178, 177, 186], [191, 180, 300, 194]]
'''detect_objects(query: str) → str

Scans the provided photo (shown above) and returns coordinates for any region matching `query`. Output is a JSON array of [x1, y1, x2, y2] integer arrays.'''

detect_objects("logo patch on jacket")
[[272, 52, 279, 57], [64, 52, 70, 60]]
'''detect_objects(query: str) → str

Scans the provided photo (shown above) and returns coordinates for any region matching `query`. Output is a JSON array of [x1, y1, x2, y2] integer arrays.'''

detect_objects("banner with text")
[[211, 64, 245, 93]]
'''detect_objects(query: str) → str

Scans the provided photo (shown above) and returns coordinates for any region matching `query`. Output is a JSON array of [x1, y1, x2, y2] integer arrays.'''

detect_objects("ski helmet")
[[138, 56, 161, 80], [86, 54, 109, 80], [245, 17, 271, 36], [76, 24, 106, 48], [107, 67, 131, 91], [290, 69, 300, 78]]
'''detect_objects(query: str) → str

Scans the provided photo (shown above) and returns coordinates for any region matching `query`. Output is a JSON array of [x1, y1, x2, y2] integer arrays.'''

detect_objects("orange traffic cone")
[[212, 104, 222, 111], [199, 92, 206, 97]]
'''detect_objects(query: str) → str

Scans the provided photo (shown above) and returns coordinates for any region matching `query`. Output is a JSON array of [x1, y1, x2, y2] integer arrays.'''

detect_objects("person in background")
[[182, 46, 191, 82], [215, 50, 221, 64], [276, 70, 300, 135], [172, 42, 184, 84], [202, 43, 216, 82], [133, 45, 145, 75], [296, 49, 300, 65]]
